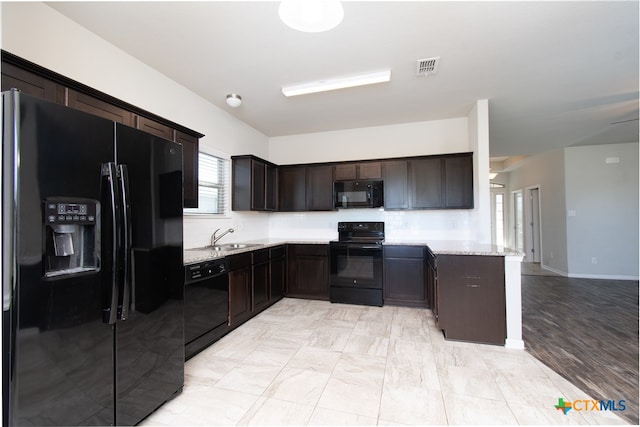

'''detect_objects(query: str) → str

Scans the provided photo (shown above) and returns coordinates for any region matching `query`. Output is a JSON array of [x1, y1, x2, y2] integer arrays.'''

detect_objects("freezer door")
[[114, 124, 184, 425], [3, 91, 117, 425]]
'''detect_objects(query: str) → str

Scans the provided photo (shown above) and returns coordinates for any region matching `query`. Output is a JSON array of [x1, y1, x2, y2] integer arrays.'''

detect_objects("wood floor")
[[521, 266, 639, 424]]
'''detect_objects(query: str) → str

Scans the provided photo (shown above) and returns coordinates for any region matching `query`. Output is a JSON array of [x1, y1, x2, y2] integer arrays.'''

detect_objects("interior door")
[[114, 124, 184, 425]]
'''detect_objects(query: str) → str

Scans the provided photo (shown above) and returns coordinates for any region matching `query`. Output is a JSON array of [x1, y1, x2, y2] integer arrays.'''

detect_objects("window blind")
[[185, 152, 228, 214]]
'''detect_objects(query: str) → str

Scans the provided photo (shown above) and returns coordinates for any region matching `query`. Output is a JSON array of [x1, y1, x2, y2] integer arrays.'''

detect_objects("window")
[[494, 193, 505, 246], [185, 152, 228, 215]]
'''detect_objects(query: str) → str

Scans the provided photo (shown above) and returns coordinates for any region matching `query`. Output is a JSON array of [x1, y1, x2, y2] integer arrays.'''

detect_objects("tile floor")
[[141, 298, 629, 426]]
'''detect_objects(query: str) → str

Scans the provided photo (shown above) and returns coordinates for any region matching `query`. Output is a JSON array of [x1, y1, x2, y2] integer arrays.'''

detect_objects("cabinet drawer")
[[270, 245, 286, 259], [253, 248, 270, 264], [290, 244, 328, 257], [384, 245, 424, 258], [228, 253, 252, 270]]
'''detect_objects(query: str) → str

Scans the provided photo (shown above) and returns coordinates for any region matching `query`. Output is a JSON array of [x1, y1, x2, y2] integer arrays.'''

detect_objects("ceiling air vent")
[[416, 57, 440, 76]]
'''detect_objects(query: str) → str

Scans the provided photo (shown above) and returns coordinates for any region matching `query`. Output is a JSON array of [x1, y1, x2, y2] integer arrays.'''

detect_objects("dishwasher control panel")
[[186, 258, 229, 283]]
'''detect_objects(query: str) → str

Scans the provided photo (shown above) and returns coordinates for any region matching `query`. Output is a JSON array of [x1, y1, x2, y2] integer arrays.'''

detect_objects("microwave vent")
[[416, 57, 440, 76]]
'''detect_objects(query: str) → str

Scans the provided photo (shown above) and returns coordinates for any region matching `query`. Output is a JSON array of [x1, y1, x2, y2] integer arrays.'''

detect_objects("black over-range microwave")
[[334, 180, 384, 209]]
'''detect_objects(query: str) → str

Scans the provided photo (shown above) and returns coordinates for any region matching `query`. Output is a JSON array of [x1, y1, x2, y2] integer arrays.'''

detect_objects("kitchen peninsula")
[[184, 239, 524, 350]]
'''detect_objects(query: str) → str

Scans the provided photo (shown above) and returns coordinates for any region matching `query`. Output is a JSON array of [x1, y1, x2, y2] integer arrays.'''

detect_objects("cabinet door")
[[437, 255, 505, 344], [279, 166, 306, 211], [334, 164, 357, 181], [286, 245, 329, 300], [229, 266, 252, 327], [265, 163, 278, 211], [136, 116, 175, 141], [410, 157, 443, 209], [358, 162, 382, 179], [444, 154, 473, 208], [306, 165, 334, 211], [176, 131, 199, 208], [382, 161, 409, 209], [253, 261, 270, 312], [383, 246, 427, 307], [270, 255, 286, 301], [251, 160, 267, 210], [67, 89, 134, 126], [1, 62, 64, 103]]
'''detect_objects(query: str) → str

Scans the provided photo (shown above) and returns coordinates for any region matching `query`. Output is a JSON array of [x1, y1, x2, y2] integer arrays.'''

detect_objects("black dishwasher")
[[184, 258, 229, 360]]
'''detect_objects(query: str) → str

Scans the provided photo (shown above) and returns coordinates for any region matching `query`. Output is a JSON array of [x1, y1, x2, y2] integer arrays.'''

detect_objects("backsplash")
[[268, 208, 474, 242]]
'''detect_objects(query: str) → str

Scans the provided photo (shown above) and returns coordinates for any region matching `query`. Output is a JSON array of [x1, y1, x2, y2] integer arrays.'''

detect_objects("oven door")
[[329, 242, 383, 289]]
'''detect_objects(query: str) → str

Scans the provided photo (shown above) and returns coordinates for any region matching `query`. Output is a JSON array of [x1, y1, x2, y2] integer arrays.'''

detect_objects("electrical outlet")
[[591, 257, 597, 264]]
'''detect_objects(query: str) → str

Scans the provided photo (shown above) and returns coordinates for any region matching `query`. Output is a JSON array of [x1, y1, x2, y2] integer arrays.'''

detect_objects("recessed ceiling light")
[[282, 70, 391, 97], [279, 0, 344, 33]]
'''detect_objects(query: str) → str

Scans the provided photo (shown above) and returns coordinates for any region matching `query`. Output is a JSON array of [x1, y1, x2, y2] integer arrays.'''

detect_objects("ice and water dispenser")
[[43, 198, 100, 278]]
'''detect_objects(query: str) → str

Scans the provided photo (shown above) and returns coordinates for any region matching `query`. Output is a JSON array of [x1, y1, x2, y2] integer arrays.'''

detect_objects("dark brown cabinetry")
[[278, 165, 334, 212], [232, 155, 278, 211], [444, 155, 474, 208], [228, 253, 253, 327], [435, 254, 505, 345], [1, 51, 202, 208], [382, 161, 410, 209], [426, 247, 437, 314], [279, 166, 307, 211], [334, 162, 382, 180], [270, 246, 286, 300], [306, 165, 334, 211], [382, 153, 473, 210], [383, 246, 428, 307], [252, 249, 271, 312], [286, 244, 329, 300], [1, 61, 64, 103], [67, 89, 135, 126], [410, 157, 443, 209]]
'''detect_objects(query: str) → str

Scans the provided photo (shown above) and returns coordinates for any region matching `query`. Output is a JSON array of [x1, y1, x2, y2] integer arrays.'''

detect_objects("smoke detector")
[[416, 57, 440, 76]]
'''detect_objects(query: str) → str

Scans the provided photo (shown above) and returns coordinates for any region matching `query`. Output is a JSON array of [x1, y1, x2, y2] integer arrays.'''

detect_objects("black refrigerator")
[[2, 90, 185, 425]]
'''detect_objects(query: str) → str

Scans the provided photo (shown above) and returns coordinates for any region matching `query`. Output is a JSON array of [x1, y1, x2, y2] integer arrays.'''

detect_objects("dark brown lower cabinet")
[[252, 249, 270, 312], [228, 253, 253, 327], [286, 244, 329, 300], [436, 254, 506, 345], [383, 246, 428, 307], [270, 246, 286, 300]]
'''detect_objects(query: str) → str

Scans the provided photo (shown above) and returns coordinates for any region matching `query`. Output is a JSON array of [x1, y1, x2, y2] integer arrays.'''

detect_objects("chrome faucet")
[[211, 228, 234, 246]]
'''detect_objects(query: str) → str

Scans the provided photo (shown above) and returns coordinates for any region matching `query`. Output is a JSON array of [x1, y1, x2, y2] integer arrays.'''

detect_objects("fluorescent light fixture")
[[282, 70, 391, 97]]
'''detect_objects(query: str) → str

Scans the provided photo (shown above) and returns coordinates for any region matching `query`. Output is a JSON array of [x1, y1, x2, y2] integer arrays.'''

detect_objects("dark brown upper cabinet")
[[278, 164, 334, 212], [306, 165, 334, 211], [2, 50, 203, 209], [334, 162, 382, 181], [67, 89, 135, 126], [1, 61, 64, 103], [444, 154, 474, 208], [383, 153, 473, 210], [231, 155, 278, 212], [410, 157, 444, 209], [382, 160, 410, 209]]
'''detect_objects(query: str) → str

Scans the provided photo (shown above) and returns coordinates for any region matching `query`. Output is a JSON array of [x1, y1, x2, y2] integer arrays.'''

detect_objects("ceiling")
[[47, 1, 639, 159]]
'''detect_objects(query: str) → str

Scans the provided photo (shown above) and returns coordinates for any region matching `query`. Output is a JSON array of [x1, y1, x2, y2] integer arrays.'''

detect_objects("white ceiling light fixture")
[[278, 0, 344, 33], [226, 93, 242, 108], [282, 70, 391, 97]]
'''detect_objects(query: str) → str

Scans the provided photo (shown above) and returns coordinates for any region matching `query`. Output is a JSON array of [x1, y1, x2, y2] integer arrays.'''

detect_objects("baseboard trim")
[[505, 338, 525, 350], [540, 264, 639, 281]]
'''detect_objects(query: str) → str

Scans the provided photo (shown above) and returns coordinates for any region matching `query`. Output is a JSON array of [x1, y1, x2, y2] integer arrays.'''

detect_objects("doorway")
[[523, 186, 542, 263], [513, 190, 524, 253]]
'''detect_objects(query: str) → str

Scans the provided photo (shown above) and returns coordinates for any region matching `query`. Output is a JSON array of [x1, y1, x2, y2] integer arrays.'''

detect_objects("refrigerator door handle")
[[102, 162, 120, 324], [118, 164, 132, 320], [2, 90, 19, 312]]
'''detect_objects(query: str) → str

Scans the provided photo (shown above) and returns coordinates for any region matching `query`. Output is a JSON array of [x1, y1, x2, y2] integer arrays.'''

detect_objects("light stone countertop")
[[183, 238, 523, 265]]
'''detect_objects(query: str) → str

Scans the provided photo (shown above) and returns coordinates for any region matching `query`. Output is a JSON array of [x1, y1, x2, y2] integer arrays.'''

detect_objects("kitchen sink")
[[186, 243, 262, 252]]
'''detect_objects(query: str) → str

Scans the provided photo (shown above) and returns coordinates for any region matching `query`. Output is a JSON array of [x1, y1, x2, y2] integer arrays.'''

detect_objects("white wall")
[[268, 102, 492, 242], [508, 149, 568, 273], [564, 143, 639, 279], [2, 3, 494, 248], [1, 2, 271, 249]]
